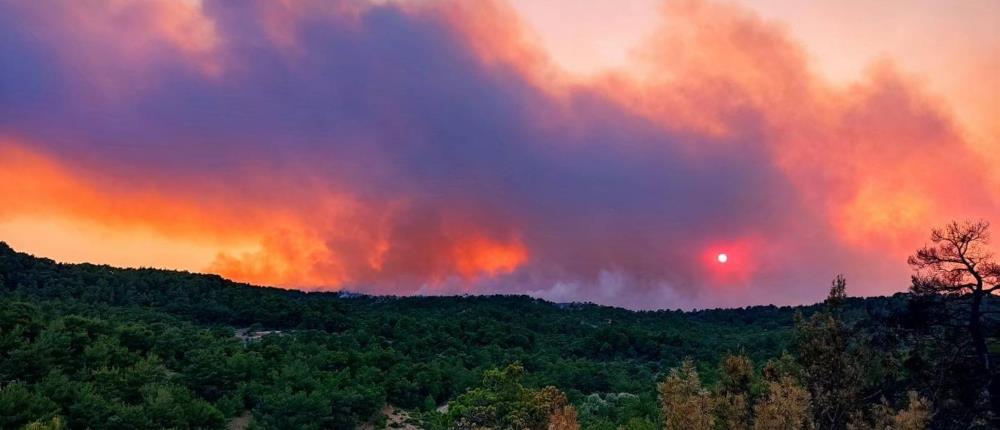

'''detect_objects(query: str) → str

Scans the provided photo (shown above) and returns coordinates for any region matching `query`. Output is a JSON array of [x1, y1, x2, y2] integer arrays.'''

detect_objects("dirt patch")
[[227, 411, 252, 430], [365, 405, 422, 430]]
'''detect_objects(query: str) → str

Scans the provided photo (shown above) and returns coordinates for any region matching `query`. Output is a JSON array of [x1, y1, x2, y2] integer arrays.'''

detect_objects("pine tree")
[[659, 360, 714, 430]]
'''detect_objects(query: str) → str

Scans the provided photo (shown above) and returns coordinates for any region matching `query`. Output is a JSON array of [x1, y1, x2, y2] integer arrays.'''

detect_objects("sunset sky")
[[1, 0, 997, 309]]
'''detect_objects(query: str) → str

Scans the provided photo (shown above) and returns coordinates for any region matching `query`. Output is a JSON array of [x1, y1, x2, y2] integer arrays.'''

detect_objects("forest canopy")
[[0, 228, 997, 429]]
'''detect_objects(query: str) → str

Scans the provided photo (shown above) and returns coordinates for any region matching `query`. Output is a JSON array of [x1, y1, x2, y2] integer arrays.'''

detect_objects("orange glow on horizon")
[[454, 236, 529, 279], [0, 140, 533, 289]]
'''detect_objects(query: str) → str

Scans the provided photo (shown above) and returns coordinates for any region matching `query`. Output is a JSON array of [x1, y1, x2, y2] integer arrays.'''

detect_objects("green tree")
[[424, 393, 438, 412], [447, 363, 577, 430], [23, 416, 65, 430], [0, 383, 58, 429], [794, 276, 867, 430]]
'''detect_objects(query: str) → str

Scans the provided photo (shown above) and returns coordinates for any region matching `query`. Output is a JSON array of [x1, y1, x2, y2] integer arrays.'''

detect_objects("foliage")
[[752, 376, 813, 430], [908, 220, 1000, 423], [714, 354, 757, 430], [652, 274, 946, 430], [658, 360, 714, 430], [847, 392, 932, 430], [443, 363, 578, 430], [793, 276, 869, 430], [0, 236, 995, 429], [0, 241, 804, 428]]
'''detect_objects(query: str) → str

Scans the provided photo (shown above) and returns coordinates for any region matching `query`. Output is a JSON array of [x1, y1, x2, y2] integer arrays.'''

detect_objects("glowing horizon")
[[0, 0, 997, 309]]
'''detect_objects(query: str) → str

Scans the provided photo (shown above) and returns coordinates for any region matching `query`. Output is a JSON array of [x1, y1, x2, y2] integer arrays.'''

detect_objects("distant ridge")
[[0, 240, 908, 319]]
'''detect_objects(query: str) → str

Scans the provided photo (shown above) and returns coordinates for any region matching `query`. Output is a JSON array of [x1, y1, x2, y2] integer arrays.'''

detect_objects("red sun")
[[702, 238, 761, 286]]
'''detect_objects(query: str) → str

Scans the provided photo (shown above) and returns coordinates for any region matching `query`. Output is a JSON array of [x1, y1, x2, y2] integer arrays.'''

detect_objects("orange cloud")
[[454, 236, 528, 279], [206, 219, 530, 289], [0, 139, 267, 272], [594, 0, 998, 260], [435, 0, 549, 73], [0, 138, 531, 289], [0, 139, 255, 240]]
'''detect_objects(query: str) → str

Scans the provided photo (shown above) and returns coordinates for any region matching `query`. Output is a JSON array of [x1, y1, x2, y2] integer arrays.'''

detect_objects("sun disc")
[[717, 253, 728, 263]]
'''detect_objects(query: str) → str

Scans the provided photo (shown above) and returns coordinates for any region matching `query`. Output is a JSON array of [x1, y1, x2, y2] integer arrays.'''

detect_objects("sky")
[[0, 0, 997, 309]]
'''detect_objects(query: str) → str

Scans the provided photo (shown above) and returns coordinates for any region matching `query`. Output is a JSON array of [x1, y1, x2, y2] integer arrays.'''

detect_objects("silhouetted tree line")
[[0, 220, 996, 429]]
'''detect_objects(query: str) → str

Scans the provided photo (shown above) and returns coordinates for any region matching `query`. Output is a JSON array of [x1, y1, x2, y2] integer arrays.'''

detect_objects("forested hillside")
[[0, 241, 995, 429]]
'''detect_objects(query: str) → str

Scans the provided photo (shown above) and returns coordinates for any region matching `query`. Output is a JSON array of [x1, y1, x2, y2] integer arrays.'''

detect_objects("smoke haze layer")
[[1, 0, 996, 309]]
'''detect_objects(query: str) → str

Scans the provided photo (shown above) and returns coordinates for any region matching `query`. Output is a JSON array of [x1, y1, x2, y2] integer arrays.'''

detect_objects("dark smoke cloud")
[[0, 0, 994, 309]]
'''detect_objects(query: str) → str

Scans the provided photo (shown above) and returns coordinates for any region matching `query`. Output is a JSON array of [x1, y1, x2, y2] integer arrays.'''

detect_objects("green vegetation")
[[0, 219, 997, 429], [0, 241, 801, 429]]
